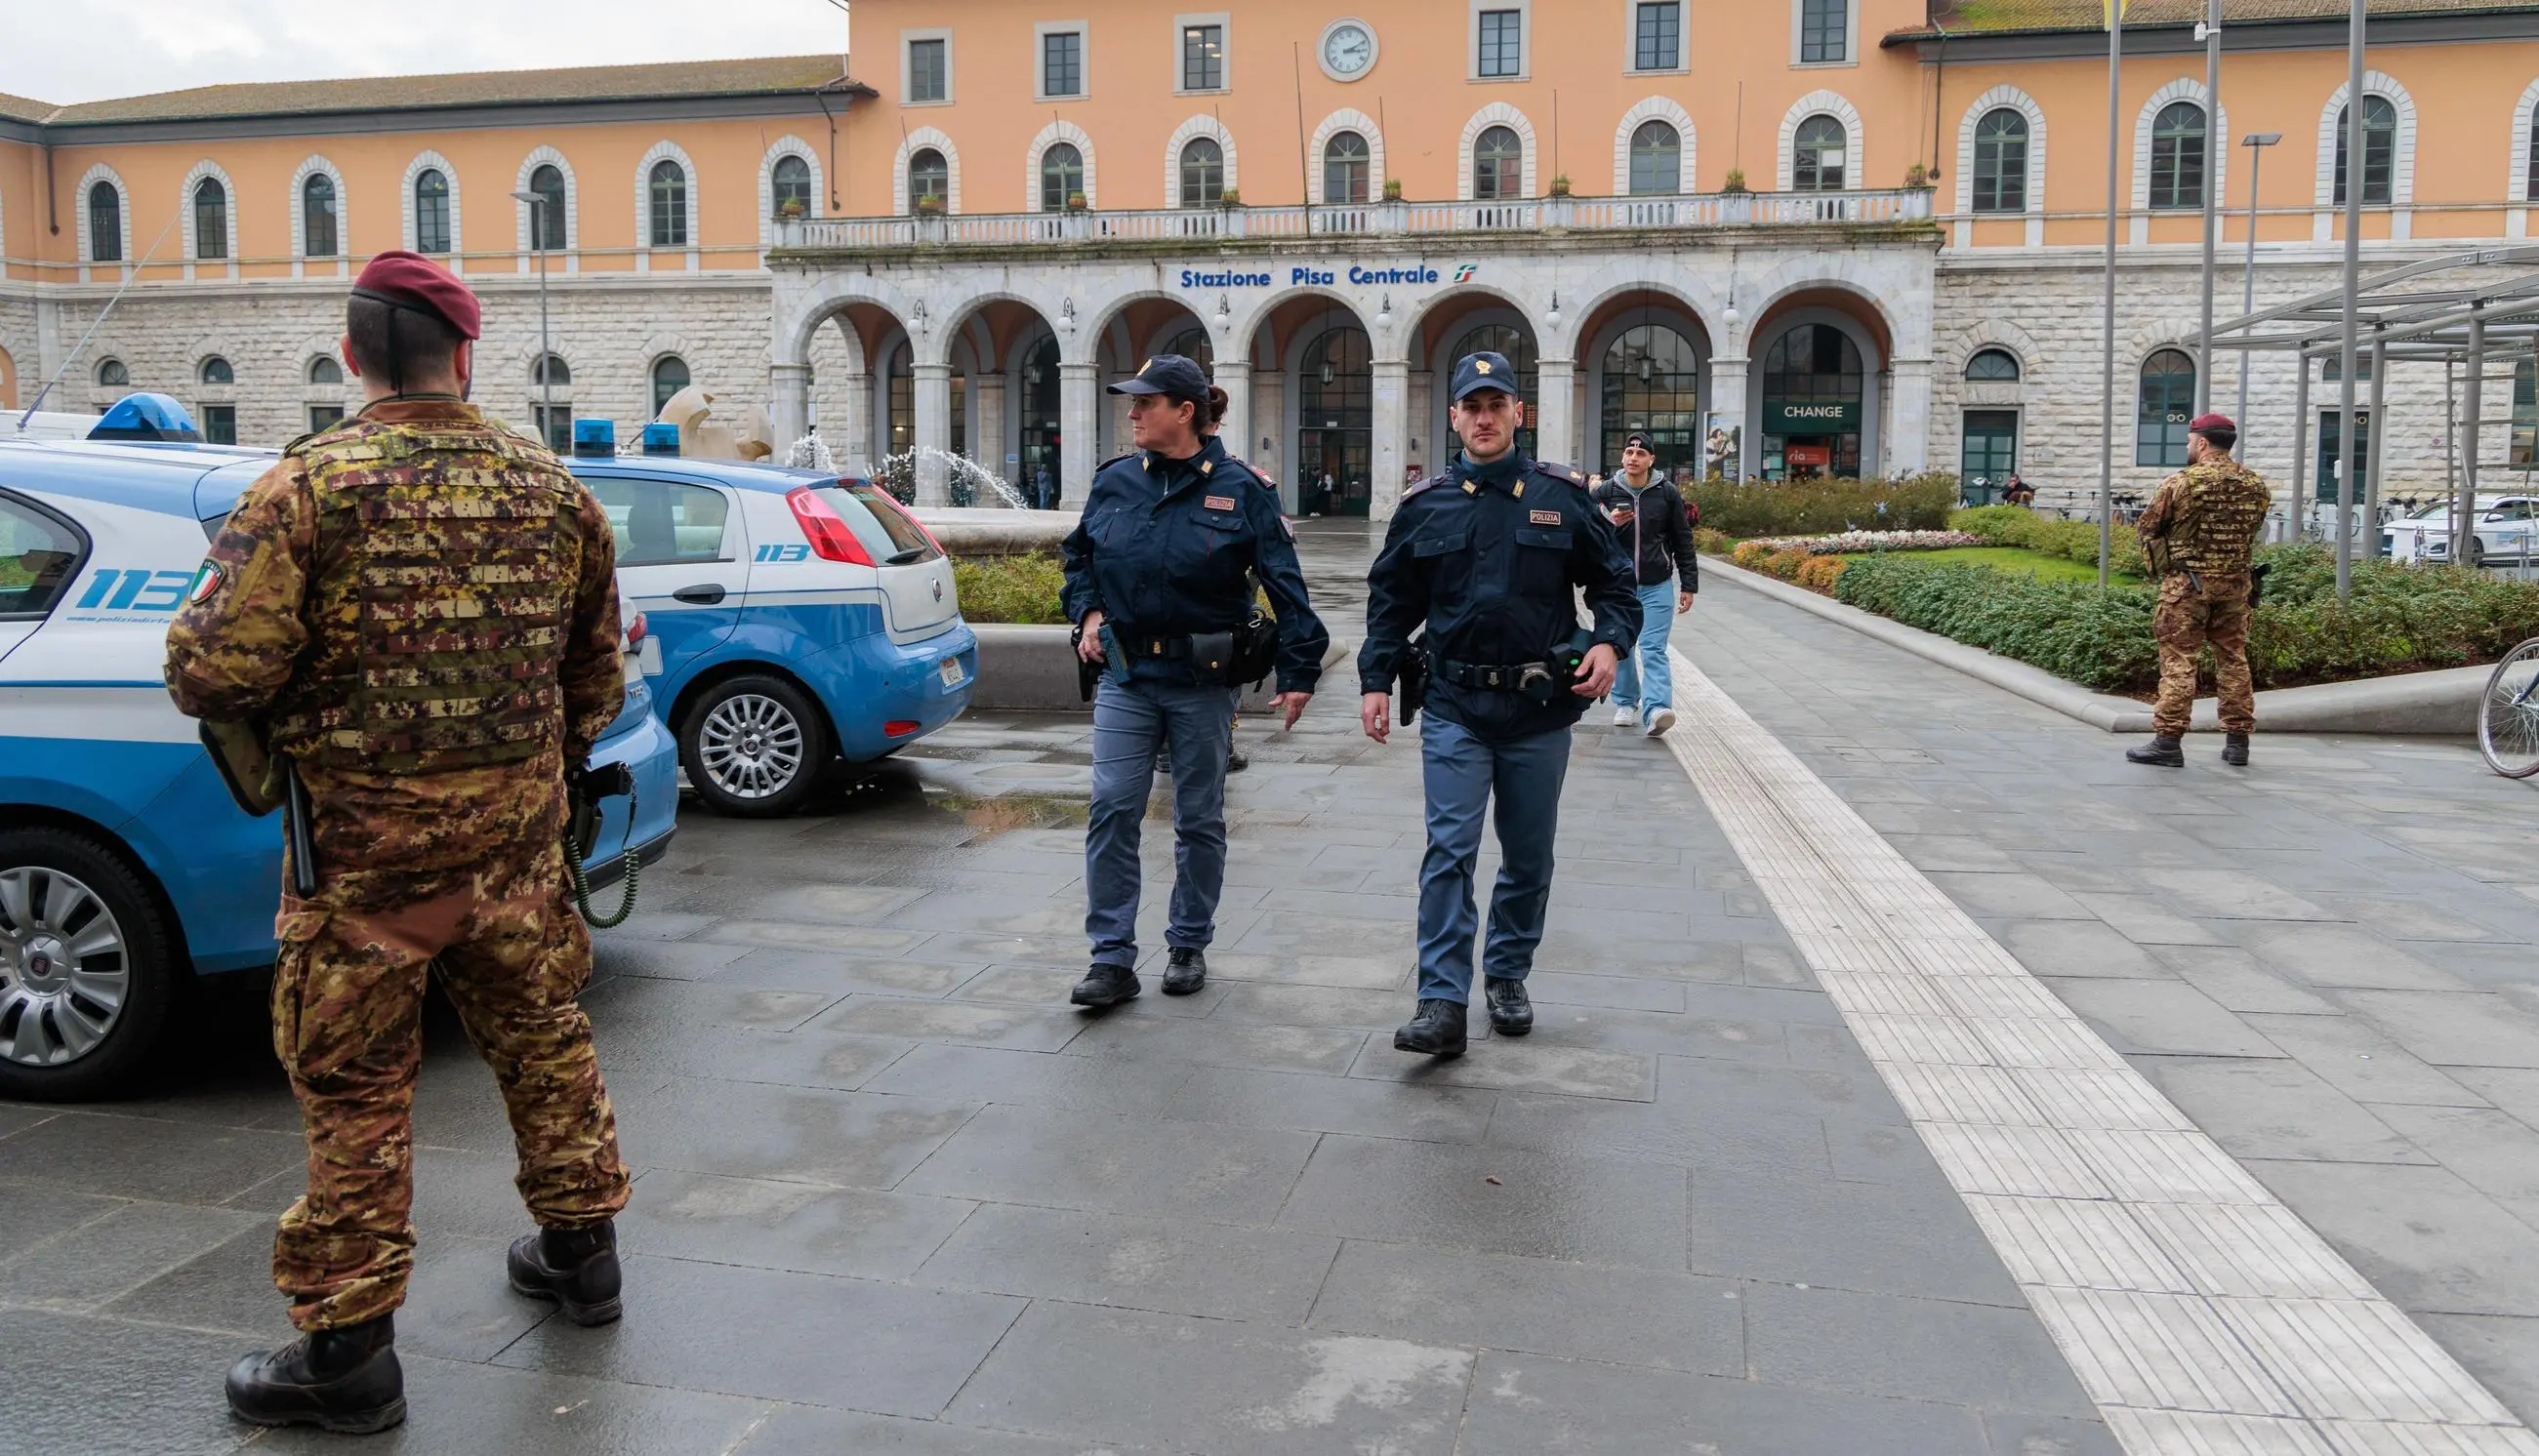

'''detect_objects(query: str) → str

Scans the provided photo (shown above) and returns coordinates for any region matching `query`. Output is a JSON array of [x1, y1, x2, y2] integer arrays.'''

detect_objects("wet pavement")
[[3, 517, 2535, 1452]]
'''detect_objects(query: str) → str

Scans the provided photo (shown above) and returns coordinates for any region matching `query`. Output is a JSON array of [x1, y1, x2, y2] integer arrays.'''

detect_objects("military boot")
[[225, 1313, 404, 1435], [1393, 999, 1467, 1058], [1162, 947, 1208, 995], [2221, 733, 2251, 767], [509, 1220, 623, 1326], [1070, 963, 1141, 1008], [2125, 735, 2186, 768], [1483, 977, 1534, 1036]]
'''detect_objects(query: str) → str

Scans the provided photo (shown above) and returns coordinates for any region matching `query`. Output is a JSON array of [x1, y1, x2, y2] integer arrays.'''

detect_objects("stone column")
[[1408, 371, 1436, 479], [975, 372, 1009, 496], [1372, 356, 1411, 525], [838, 370, 874, 475], [1060, 361, 1099, 505], [1708, 354, 1751, 481], [770, 363, 812, 455], [1888, 358, 1933, 476], [1535, 357, 1577, 468], [914, 361, 952, 504], [1215, 357, 1254, 480]]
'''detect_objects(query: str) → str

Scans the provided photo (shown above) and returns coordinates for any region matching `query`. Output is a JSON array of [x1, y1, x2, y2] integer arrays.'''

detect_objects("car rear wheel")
[[680, 674, 832, 818], [0, 828, 179, 1100], [2466, 536, 2487, 569]]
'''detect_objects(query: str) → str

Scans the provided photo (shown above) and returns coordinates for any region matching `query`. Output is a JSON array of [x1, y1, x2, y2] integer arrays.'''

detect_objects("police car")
[[561, 427, 977, 818], [0, 398, 678, 1099], [2383, 496, 2539, 569]]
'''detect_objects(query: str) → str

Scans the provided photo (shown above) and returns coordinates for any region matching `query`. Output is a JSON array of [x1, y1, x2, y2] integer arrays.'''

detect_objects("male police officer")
[[165, 252, 632, 1434], [2127, 412, 2273, 768], [1361, 353, 1640, 1057], [1064, 355, 1328, 1006]]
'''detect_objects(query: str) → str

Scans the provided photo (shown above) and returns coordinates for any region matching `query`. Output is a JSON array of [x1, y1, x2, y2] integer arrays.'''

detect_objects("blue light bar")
[[572, 419, 615, 457], [89, 392, 202, 442], [640, 423, 680, 456]]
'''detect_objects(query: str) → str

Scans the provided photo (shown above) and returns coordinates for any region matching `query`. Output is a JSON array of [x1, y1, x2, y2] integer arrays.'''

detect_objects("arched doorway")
[[1600, 325, 1702, 482], [1760, 323, 1865, 479], [1020, 335, 1062, 499], [1445, 322, 1537, 460], [1299, 325, 1372, 517]]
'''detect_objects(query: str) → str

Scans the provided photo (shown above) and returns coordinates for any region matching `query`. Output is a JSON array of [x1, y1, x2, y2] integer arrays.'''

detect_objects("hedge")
[[952, 551, 1069, 625], [1829, 544, 2539, 693], [1685, 473, 1959, 538]]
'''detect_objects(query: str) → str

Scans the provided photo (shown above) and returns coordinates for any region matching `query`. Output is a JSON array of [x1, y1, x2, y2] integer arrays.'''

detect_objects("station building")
[[4, 0, 2537, 520]]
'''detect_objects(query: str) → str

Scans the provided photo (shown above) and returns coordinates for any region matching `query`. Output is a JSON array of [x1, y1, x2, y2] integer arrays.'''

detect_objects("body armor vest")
[[269, 417, 585, 773], [2162, 460, 2273, 578]]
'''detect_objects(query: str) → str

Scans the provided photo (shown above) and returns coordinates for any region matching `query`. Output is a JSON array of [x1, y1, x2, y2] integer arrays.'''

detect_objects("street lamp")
[[2235, 133, 2282, 427], [509, 189, 554, 449]]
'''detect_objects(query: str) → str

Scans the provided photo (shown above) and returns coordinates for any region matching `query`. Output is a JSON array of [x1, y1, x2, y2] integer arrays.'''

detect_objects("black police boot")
[[1227, 744, 1249, 773], [508, 1220, 623, 1326], [1162, 947, 1208, 995], [1483, 977, 1534, 1036], [1070, 962, 1141, 1008], [225, 1313, 404, 1435], [1393, 998, 1468, 1058], [2125, 735, 2186, 768], [2221, 732, 2251, 767]]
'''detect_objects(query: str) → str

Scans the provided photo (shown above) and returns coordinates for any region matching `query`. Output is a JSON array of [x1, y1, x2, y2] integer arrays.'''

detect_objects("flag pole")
[[2099, 0, 2125, 586]]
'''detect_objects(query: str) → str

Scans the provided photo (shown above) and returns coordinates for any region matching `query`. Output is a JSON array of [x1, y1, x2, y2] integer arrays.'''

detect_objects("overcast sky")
[[0, 0, 849, 106]]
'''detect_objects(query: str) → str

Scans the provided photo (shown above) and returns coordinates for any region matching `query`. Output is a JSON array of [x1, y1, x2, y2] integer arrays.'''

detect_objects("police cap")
[[1450, 351, 1521, 404], [351, 250, 482, 340], [1105, 353, 1211, 406]]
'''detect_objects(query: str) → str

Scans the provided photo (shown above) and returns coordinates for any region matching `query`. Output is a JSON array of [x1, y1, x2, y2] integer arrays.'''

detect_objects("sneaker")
[[1644, 708, 1677, 739], [1613, 706, 1636, 727]]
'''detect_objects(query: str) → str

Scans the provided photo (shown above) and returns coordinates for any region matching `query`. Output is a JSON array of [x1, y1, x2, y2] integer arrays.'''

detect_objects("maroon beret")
[[2189, 413, 2235, 435], [351, 250, 481, 341]]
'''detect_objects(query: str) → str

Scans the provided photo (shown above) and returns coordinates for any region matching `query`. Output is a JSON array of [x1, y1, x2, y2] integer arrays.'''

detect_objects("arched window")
[[199, 356, 233, 385], [1761, 324, 1865, 479], [2150, 101, 2207, 211], [1161, 326, 1214, 375], [2136, 349, 2196, 467], [2333, 95, 2398, 206], [98, 358, 129, 387], [907, 148, 949, 213], [534, 353, 571, 387], [1323, 132, 1371, 205], [651, 355, 691, 418], [1473, 125, 1524, 201], [1965, 347, 2022, 381], [530, 353, 572, 451], [1601, 324, 1702, 480], [1178, 138, 1224, 207], [88, 182, 122, 263], [1971, 108, 2028, 213], [302, 173, 339, 258], [308, 356, 344, 386], [1792, 115, 1847, 191], [1629, 121, 1681, 195], [772, 154, 813, 217], [1452, 323, 1539, 458], [648, 160, 688, 248], [192, 178, 228, 261], [2529, 108, 2539, 203], [1299, 325, 1373, 516], [528, 164, 567, 250], [414, 168, 450, 254], [1040, 142, 1084, 212]]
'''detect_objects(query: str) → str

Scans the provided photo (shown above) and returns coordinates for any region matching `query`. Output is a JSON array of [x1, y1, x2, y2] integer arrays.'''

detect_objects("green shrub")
[[1833, 556, 2158, 690], [1687, 473, 1958, 538], [1694, 527, 1733, 556], [1949, 505, 2147, 578], [952, 551, 1068, 625]]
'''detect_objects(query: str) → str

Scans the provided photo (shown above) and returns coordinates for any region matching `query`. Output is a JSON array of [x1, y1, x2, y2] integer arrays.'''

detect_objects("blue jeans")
[[1415, 715, 1572, 1004], [1085, 676, 1237, 968], [1610, 581, 1679, 720]]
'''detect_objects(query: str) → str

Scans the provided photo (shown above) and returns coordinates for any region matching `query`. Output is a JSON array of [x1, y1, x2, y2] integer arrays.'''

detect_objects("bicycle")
[[2480, 636, 2539, 778]]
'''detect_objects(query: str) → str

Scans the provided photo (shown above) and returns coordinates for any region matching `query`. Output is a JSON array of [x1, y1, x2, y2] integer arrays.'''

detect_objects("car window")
[[0, 492, 89, 618], [811, 481, 942, 564], [586, 476, 730, 566]]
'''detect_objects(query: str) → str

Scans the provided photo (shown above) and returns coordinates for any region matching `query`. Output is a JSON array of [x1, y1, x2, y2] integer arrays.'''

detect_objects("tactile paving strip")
[[1663, 651, 2539, 1455]]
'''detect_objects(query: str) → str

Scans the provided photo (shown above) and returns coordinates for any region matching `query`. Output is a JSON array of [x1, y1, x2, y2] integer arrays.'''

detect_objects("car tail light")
[[883, 719, 921, 738], [625, 611, 648, 646], [787, 487, 876, 565]]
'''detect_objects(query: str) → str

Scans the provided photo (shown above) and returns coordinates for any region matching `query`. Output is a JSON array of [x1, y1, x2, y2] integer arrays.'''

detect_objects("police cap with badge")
[[1104, 353, 1212, 410]]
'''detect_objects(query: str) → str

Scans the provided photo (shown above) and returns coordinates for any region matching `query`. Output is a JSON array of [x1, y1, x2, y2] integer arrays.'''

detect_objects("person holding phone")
[[1589, 432, 1699, 737]]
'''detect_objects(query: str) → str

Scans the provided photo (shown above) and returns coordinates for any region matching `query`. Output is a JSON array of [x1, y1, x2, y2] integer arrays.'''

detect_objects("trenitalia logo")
[[1454, 264, 1478, 283]]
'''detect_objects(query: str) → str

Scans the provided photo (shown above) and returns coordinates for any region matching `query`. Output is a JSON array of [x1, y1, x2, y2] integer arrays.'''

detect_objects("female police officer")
[[1062, 355, 1330, 1006]]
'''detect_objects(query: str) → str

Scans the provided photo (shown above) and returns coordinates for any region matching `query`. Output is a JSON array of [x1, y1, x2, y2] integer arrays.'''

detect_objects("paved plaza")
[[6, 520, 2539, 1454]]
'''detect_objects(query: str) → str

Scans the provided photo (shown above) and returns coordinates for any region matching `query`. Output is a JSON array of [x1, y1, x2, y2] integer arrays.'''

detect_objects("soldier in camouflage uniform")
[[164, 252, 632, 1435], [2127, 412, 2274, 769]]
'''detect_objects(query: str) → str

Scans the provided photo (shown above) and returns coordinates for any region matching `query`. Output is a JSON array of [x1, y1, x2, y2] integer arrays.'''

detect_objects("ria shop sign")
[[1765, 400, 1862, 435]]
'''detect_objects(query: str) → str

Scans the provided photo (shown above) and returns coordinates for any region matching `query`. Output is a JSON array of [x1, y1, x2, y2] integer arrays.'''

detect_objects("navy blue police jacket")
[[1061, 434, 1330, 693], [1358, 450, 1641, 743]]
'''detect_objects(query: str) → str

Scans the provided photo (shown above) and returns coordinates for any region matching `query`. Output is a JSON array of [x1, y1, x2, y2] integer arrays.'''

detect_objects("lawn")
[[1843, 545, 2142, 586]]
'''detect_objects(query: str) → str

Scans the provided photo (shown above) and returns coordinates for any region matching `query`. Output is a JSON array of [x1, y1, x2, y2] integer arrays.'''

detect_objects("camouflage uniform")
[[165, 397, 630, 1334], [2136, 455, 2273, 738]]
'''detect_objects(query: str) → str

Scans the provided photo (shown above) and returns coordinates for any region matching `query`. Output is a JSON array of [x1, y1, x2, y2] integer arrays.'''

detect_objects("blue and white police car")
[[0, 398, 678, 1099], [561, 425, 977, 818]]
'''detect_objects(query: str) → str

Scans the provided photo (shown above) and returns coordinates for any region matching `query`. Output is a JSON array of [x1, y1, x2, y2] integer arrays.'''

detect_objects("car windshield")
[[811, 481, 941, 565]]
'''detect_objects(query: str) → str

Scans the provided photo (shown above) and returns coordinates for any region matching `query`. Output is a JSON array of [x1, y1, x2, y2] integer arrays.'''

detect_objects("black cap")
[[1450, 351, 1520, 404], [1106, 353, 1211, 405], [1621, 430, 1652, 450]]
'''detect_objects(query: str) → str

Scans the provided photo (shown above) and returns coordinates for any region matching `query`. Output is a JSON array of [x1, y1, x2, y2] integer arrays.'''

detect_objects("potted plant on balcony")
[[913, 194, 944, 218], [1903, 163, 1934, 191], [1217, 186, 1243, 208], [1382, 178, 1404, 202], [776, 197, 806, 221], [1548, 174, 1573, 197], [1066, 190, 1089, 212], [1720, 169, 1749, 195]]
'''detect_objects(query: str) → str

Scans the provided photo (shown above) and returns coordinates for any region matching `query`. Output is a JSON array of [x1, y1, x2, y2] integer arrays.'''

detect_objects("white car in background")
[[2383, 497, 2539, 569]]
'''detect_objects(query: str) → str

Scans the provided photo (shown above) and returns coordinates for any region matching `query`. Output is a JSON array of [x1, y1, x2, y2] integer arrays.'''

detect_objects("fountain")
[[872, 446, 1034, 510]]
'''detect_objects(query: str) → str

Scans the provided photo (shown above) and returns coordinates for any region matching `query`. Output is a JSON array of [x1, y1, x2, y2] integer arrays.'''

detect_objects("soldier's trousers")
[[268, 844, 628, 1331], [2152, 574, 2256, 738]]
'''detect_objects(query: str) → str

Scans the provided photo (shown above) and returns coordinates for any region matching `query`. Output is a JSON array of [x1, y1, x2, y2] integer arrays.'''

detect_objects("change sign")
[[1765, 400, 1861, 434]]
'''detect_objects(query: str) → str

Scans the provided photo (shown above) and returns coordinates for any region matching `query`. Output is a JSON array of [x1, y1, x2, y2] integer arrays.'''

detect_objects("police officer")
[[165, 252, 632, 1434], [1360, 353, 1641, 1057], [2126, 412, 2273, 768], [1063, 355, 1330, 1006]]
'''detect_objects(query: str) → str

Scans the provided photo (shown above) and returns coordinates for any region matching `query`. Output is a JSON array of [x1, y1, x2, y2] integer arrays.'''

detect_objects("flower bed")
[[1739, 529, 1985, 555]]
